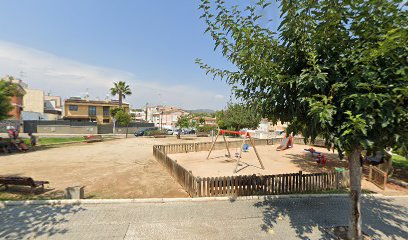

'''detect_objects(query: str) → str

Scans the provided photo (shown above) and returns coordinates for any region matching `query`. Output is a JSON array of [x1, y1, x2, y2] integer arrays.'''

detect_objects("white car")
[[166, 129, 174, 135], [173, 129, 183, 135]]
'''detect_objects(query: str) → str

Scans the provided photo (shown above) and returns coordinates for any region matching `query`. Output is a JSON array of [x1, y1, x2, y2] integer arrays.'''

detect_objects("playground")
[[169, 143, 343, 177]]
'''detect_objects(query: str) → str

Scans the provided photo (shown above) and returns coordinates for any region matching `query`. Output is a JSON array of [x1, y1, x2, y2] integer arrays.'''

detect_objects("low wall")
[[153, 140, 349, 197], [37, 125, 97, 134]]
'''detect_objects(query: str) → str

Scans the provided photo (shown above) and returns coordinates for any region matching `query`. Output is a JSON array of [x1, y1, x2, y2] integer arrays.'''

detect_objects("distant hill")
[[187, 109, 216, 114]]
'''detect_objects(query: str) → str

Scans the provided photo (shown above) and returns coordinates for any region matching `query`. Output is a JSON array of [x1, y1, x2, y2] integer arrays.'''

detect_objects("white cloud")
[[214, 94, 225, 100], [0, 41, 229, 110]]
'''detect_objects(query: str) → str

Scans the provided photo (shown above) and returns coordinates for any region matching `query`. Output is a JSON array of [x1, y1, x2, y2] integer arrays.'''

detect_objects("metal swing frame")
[[207, 129, 265, 173]]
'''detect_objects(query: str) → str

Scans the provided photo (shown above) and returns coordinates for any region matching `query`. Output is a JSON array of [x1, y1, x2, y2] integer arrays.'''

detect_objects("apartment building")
[[145, 105, 189, 129], [64, 97, 130, 124], [21, 88, 62, 120]]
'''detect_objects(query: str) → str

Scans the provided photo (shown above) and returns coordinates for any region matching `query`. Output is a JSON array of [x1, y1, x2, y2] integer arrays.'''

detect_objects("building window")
[[103, 106, 110, 116], [89, 106, 97, 116], [103, 119, 110, 123], [69, 105, 78, 111]]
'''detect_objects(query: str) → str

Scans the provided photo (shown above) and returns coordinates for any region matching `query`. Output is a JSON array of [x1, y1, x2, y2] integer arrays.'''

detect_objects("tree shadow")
[[285, 152, 348, 173], [253, 195, 408, 239], [0, 203, 86, 239], [0, 186, 65, 201]]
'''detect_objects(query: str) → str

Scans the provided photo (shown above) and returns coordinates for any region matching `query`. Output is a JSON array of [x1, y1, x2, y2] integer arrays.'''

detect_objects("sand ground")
[[170, 144, 343, 177], [0, 136, 213, 199]]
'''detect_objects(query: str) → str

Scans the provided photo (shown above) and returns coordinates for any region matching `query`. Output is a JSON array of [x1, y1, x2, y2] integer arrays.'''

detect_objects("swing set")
[[207, 129, 265, 173]]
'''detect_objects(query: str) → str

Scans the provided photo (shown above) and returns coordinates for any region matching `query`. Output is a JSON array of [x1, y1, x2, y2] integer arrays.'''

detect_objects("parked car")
[[166, 129, 174, 135], [184, 129, 195, 134], [173, 129, 183, 135], [134, 128, 158, 137]]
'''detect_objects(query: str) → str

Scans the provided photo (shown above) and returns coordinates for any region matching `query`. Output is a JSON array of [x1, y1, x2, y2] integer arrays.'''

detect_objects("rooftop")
[[65, 98, 129, 106]]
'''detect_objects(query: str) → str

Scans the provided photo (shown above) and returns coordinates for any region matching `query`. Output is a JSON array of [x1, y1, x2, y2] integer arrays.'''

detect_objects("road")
[[1, 195, 407, 240]]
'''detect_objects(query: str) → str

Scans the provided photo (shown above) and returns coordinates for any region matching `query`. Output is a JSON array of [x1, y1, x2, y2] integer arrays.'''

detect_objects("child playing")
[[28, 133, 37, 149]]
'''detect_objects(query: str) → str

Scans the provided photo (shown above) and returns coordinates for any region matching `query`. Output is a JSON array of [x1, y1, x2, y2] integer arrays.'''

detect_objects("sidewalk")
[[0, 195, 407, 239]]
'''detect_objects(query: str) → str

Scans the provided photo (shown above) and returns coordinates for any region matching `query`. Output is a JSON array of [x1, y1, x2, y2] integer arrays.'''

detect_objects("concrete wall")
[[37, 125, 97, 134], [43, 113, 61, 120], [22, 111, 43, 121], [23, 89, 44, 113]]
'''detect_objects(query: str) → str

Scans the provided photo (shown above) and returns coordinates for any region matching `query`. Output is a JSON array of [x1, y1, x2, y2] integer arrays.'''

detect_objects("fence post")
[[196, 176, 201, 197], [369, 165, 373, 181], [298, 171, 302, 193], [335, 171, 339, 189]]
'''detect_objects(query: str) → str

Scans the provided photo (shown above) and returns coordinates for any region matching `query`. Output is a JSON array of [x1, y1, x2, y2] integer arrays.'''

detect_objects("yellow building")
[[64, 98, 129, 124]]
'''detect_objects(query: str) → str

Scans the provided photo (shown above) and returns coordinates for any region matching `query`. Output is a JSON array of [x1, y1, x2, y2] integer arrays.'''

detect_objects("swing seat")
[[243, 144, 250, 152]]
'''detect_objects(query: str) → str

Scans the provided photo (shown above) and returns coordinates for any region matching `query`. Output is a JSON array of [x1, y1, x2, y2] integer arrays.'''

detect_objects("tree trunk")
[[177, 129, 181, 139], [125, 124, 129, 138], [348, 147, 363, 240], [119, 92, 122, 108]]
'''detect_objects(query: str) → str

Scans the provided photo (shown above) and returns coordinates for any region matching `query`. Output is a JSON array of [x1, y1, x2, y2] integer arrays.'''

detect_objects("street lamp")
[[160, 111, 163, 130]]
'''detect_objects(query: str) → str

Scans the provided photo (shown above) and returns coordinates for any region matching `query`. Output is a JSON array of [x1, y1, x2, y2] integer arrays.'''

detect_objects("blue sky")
[[0, 0, 280, 110]]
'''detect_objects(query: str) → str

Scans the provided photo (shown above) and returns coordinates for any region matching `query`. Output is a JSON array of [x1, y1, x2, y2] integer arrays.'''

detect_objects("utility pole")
[[145, 102, 148, 122]]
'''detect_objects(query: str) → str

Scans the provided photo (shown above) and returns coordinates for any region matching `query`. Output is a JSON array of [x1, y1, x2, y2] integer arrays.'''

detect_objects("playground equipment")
[[304, 148, 326, 166], [276, 134, 294, 151], [207, 129, 265, 173]]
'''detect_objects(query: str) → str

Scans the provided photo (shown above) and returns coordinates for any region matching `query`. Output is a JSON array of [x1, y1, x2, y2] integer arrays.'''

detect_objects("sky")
[[0, 0, 280, 110]]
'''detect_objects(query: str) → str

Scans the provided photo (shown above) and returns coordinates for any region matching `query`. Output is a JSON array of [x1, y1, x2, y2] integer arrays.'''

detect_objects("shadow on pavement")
[[254, 195, 407, 239], [0, 203, 86, 239]]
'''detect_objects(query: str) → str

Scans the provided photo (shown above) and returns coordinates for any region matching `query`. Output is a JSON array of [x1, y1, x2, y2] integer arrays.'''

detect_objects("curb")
[[0, 193, 395, 207]]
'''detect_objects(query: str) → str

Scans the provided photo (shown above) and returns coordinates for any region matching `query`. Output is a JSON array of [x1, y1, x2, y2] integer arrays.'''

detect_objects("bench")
[[0, 177, 49, 193], [196, 132, 209, 137], [0, 138, 11, 153], [84, 135, 103, 143]]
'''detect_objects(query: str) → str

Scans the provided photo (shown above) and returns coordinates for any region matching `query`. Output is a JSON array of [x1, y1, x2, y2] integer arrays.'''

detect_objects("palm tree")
[[110, 81, 132, 108]]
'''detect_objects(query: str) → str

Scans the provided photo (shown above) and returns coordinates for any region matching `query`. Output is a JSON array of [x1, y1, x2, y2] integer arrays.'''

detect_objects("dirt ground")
[[0, 136, 213, 199]]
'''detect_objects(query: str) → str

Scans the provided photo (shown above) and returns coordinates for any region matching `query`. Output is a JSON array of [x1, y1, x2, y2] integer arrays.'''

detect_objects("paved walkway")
[[0, 195, 407, 240]]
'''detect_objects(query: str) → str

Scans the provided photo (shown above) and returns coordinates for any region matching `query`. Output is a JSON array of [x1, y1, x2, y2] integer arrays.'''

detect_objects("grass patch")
[[38, 137, 85, 145], [393, 154, 408, 169], [21, 137, 85, 146]]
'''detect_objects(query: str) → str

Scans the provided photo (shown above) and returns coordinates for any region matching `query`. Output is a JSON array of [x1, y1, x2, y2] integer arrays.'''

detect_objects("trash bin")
[[65, 186, 85, 199], [335, 167, 346, 172]]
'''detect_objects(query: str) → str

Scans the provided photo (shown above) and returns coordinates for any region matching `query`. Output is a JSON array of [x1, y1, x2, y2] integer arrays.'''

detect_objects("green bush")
[[144, 130, 166, 136], [197, 125, 217, 133]]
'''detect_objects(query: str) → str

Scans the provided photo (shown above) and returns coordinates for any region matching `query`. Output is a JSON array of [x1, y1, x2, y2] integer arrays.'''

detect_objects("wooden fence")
[[363, 165, 387, 190], [153, 141, 349, 197], [194, 171, 346, 197], [153, 145, 196, 196]]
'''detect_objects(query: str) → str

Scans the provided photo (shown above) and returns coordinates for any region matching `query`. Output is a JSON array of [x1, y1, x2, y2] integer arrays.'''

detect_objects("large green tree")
[[0, 78, 21, 120], [216, 103, 261, 131], [197, 0, 407, 239], [110, 81, 132, 108]]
